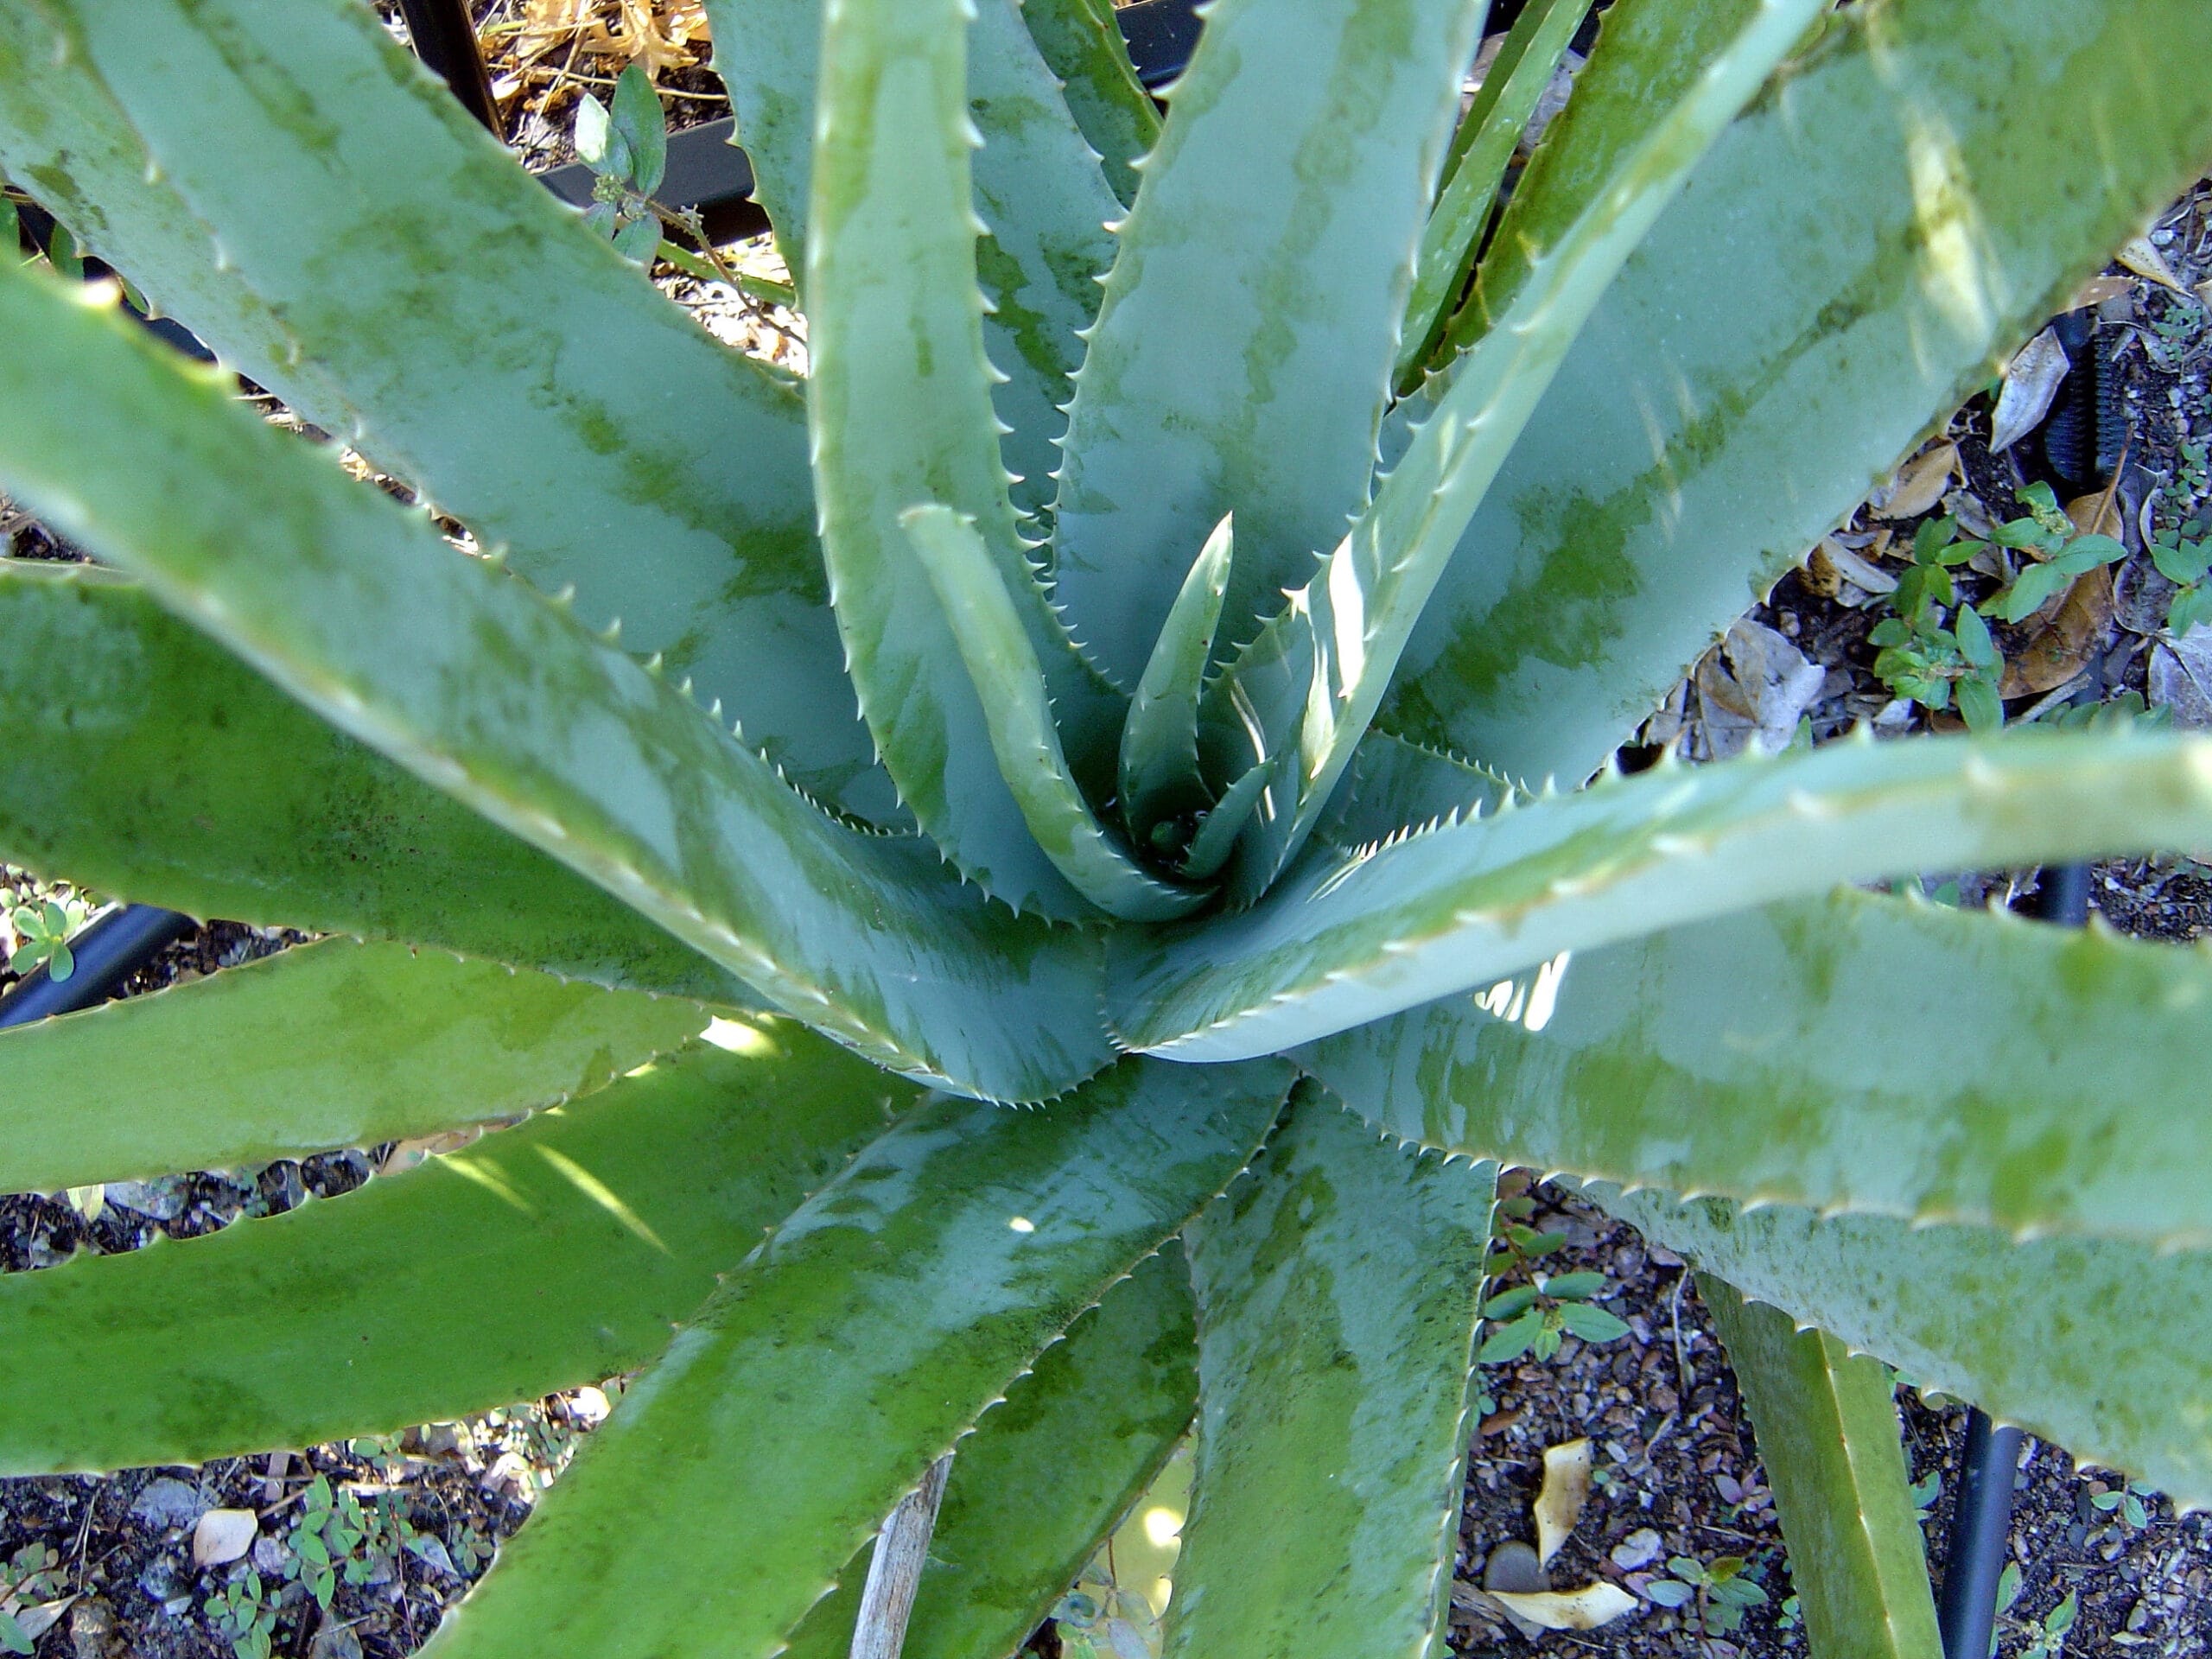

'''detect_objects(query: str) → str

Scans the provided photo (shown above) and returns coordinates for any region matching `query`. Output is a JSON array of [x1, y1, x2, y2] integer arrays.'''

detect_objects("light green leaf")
[[1598, 1186, 2212, 1509], [711, 0, 1120, 523], [0, 264, 1114, 1103], [807, 0, 1123, 914], [1167, 1092, 1492, 1659], [1208, 0, 1827, 902], [0, 938, 708, 1193], [1120, 512, 1236, 845], [1382, 0, 2212, 786], [1396, 0, 1587, 383], [1700, 1278, 1943, 1659], [1013, 0, 1160, 206], [782, 1249, 1198, 1659], [13, 0, 894, 822], [421, 1057, 1293, 1659], [1050, 0, 1486, 686], [0, 563, 753, 1007], [1110, 728, 2212, 1060], [1301, 882, 2212, 1248], [0, 1030, 917, 1472], [900, 505, 1201, 919]]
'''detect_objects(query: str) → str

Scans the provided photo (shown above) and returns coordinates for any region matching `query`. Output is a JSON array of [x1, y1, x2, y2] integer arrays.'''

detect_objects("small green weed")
[[1994, 1564, 2077, 1659], [1474, 1195, 1630, 1376], [2151, 517, 2212, 636], [573, 66, 795, 308], [2089, 1478, 2158, 1532], [203, 1569, 278, 1659], [1644, 1553, 1769, 1636], [0, 1541, 66, 1656], [1866, 516, 2006, 731], [6, 894, 87, 982]]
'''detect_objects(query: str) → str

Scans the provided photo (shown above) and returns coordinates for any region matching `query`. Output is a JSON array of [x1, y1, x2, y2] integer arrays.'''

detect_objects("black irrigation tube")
[[0, 905, 194, 1029]]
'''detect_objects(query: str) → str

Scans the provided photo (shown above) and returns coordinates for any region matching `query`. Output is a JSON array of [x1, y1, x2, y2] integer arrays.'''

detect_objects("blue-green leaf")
[[421, 1057, 1293, 1659], [1110, 728, 2212, 1059], [1013, 0, 1160, 206], [0, 262, 1114, 1103], [0, 1030, 918, 1472], [807, 0, 1123, 913], [1050, 0, 1487, 685], [1168, 1093, 1492, 1659], [1382, 0, 2212, 786], [8, 0, 894, 822]]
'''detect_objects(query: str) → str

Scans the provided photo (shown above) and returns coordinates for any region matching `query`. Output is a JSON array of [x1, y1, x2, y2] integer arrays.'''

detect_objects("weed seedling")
[[6, 895, 85, 982], [1472, 1195, 1631, 1389], [1645, 1553, 1768, 1636], [1866, 517, 2007, 730], [203, 1569, 278, 1659], [1995, 1564, 2077, 1659], [2151, 517, 2212, 637]]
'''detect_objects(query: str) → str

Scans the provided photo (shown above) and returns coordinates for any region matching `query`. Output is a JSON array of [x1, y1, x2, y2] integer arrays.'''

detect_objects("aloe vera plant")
[[1, 0, 2210, 1655]]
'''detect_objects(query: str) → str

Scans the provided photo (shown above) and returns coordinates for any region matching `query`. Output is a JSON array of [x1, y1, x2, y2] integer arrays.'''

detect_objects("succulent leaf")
[[1208, 0, 1829, 901], [713, 0, 1120, 524], [782, 1248, 1197, 1659], [419, 1058, 1293, 1659], [807, 0, 1125, 914], [1304, 885, 2212, 1248], [1596, 1186, 2212, 1510], [1110, 728, 2212, 1059], [1700, 1277, 1944, 1659], [1395, 0, 1587, 384], [1050, 0, 1487, 685], [1169, 1092, 1492, 1659], [9, 0, 897, 822], [0, 263, 1115, 1103], [0, 939, 708, 1194], [0, 565, 758, 1007], [900, 504, 1202, 918], [0, 1033, 916, 1472], [1010, 0, 1161, 206], [1382, 0, 2212, 785], [1121, 512, 1236, 843]]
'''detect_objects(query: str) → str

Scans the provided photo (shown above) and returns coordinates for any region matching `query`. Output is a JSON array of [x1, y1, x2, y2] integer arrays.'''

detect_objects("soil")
[[3, 9, 2211, 1657]]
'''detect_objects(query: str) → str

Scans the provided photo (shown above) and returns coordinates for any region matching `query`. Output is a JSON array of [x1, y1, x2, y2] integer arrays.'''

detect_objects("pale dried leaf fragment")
[[193, 1508, 258, 1567], [2116, 233, 2188, 294], [2000, 565, 2114, 696], [2150, 629, 2212, 729], [1988, 327, 2070, 454], [1534, 1439, 1592, 1566], [1868, 440, 1958, 520], [1487, 1583, 1639, 1630]]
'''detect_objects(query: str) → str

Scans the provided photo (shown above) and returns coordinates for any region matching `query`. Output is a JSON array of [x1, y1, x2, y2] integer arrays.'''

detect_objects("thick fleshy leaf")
[[1167, 1093, 1492, 1659], [1014, 0, 1160, 206], [9, 0, 893, 822], [1120, 512, 1236, 845], [0, 1030, 917, 1473], [711, 0, 1121, 523], [782, 1248, 1198, 1659], [1301, 885, 2212, 1247], [0, 939, 707, 1194], [1595, 1187, 2212, 1509], [1110, 728, 2212, 1060], [1205, 0, 1827, 901], [420, 1057, 1293, 1659], [1050, 0, 1486, 686], [1382, 0, 2212, 786], [1395, 0, 1586, 382], [0, 266, 1114, 1103], [808, 0, 1122, 914], [1700, 1277, 1943, 1659], [0, 564, 752, 1007], [900, 505, 1201, 919]]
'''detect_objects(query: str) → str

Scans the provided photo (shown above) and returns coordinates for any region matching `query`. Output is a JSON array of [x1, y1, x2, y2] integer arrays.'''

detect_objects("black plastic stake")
[[0, 905, 195, 1030], [1936, 862, 2084, 1657], [1937, 1410, 2027, 1659], [395, 0, 502, 136]]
